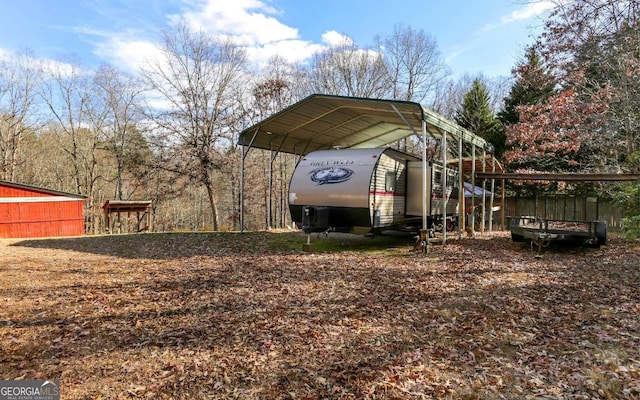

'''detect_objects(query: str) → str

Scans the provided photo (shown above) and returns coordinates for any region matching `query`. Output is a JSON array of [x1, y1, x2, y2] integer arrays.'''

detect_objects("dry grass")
[[0, 231, 638, 399]]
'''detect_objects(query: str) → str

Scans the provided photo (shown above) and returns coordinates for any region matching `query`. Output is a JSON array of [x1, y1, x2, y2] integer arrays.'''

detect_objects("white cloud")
[[321, 31, 354, 47], [74, 0, 347, 73], [247, 39, 324, 68], [0, 48, 80, 78], [93, 36, 161, 74], [484, 1, 556, 31], [168, 0, 348, 67], [177, 0, 299, 46], [500, 1, 556, 24]]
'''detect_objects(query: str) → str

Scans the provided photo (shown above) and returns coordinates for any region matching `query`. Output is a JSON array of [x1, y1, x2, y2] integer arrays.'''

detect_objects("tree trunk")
[[205, 180, 219, 231]]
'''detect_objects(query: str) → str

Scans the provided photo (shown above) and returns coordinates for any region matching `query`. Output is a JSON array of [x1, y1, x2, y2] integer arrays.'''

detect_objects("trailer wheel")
[[511, 232, 525, 242], [595, 221, 607, 246]]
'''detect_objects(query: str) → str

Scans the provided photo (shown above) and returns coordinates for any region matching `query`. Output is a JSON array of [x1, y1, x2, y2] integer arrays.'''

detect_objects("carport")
[[238, 94, 503, 242]]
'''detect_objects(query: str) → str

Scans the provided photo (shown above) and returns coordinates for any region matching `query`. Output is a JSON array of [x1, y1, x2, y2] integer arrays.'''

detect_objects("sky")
[[0, 0, 555, 79]]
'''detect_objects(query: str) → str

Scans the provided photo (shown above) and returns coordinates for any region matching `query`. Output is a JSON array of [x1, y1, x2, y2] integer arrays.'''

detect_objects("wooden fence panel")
[[505, 195, 623, 230]]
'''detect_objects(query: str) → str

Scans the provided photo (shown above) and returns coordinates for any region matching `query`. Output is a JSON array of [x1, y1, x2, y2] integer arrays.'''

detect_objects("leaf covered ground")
[[0, 231, 638, 399]]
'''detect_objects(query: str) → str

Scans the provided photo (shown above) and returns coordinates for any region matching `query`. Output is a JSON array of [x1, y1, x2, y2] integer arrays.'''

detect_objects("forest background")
[[1, 0, 638, 234]]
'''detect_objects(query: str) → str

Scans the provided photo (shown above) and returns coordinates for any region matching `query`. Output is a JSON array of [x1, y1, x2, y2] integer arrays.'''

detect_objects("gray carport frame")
[[237, 94, 498, 242]]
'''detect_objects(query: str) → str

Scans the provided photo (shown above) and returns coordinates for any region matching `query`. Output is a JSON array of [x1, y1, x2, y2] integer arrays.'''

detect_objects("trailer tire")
[[511, 232, 525, 242], [595, 221, 607, 246]]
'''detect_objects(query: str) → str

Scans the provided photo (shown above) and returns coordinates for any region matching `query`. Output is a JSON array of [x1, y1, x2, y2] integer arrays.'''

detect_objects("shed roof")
[[0, 180, 87, 199], [102, 200, 152, 213]]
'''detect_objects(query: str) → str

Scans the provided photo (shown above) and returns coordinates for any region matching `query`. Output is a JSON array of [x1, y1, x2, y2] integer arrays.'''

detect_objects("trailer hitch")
[[317, 227, 334, 238], [531, 234, 551, 258]]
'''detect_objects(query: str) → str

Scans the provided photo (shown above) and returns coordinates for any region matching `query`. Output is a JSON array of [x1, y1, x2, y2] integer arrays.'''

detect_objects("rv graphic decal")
[[309, 167, 354, 185]]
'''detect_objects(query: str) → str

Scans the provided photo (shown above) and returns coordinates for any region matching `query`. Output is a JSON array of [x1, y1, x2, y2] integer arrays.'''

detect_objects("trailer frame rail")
[[508, 216, 607, 257]]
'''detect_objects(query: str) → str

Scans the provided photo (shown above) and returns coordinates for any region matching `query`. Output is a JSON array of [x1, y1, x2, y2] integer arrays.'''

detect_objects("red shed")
[[0, 180, 87, 238]]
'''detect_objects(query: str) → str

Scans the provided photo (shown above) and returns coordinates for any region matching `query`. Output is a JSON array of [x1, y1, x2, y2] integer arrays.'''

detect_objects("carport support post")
[[458, 137, 464, 238], [471, 146, 476, 236], [489, 156, 496, 232], [268, 147, 282, 231], [240, 127, 261, 233], [481, 148, 486, 234], [268, 149, 273, 231], [501, 179, 506, 230], [421, 119, 430, 253], [441, 128, 447, 244], [240, 145, 245, 232], [422, 120, 428, 232]]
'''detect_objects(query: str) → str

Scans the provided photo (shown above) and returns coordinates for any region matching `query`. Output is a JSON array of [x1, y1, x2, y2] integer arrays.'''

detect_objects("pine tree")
[[499, 45, 558, 194], [454, 79, 504, 156], [498, 46, 556, 126]]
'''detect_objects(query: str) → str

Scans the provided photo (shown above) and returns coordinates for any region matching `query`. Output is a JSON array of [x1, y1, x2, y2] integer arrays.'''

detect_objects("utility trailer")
[[508, 216, 607, 256], [289, 148, 459, 235]]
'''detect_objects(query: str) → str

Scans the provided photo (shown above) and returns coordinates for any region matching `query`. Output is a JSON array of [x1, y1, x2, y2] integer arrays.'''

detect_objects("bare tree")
[[304, 38, 391, 98], [14, 123, 71, 189], [252, 55, 299, 117], [40, 58, 103, 197], [142, 23, 248, 231], [41, 58, 106, 231], [378, 24, 450, 106], [0, 50, 42, 181], [93, 64, 146, 200], [247, 56, 299, 230]]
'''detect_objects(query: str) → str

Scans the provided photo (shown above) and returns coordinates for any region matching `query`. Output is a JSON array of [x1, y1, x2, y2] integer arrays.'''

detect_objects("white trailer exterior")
[[289, 148, 458, 234]]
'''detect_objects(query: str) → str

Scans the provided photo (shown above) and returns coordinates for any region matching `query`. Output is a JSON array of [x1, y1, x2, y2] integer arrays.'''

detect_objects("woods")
[[0, 0, 638, 234]]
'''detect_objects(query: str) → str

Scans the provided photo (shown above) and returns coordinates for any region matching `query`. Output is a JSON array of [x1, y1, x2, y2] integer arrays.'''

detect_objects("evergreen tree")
[[454, 79, 504, 157], [498, 45, 558, 194], [498, 46, 556, 126]]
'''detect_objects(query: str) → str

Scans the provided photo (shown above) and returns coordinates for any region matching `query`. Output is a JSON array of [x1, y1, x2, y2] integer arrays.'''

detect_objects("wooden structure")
[[103, 200, 152, 234], [0, 180, 87, 238]]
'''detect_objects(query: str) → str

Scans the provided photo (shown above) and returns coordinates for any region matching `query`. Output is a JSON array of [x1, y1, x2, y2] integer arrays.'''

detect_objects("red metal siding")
[[0, 185, 51, 198], [0, 200, 85, 238], [0, 183, 86, 238]]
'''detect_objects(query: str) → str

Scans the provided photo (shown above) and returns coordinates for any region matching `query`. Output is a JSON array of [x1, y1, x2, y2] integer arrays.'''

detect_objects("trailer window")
[[385, 171, 396, 192]]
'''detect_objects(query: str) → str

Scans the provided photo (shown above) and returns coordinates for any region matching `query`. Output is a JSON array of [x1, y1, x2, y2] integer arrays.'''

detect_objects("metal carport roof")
[[238, 94, 490, 158]]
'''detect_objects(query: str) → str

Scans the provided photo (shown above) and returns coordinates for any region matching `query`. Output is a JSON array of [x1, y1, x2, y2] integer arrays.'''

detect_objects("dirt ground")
[[0, 231, 638, 399]]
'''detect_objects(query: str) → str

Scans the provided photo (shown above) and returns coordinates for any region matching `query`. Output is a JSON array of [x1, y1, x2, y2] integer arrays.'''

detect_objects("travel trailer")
[[288, 148, 459, 235]]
